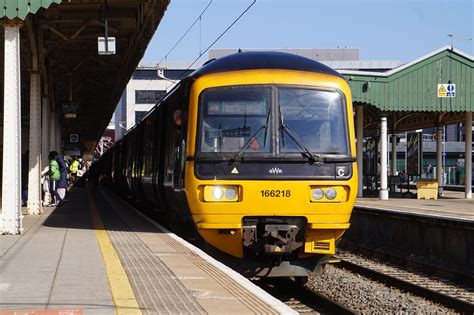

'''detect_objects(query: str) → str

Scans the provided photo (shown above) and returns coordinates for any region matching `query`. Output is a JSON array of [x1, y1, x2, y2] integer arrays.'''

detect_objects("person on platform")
[[56, 153, 68, 204], [69, 157, 80, 185], [48, 151, 61, 206]]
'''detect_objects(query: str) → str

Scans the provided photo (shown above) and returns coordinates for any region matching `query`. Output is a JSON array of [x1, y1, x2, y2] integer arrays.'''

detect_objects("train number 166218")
[[260, 189, 291, 198]]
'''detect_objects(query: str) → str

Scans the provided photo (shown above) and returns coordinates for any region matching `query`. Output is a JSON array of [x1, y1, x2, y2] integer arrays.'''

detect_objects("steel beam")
[[1, 24, 23, 234], [379, 116, 389, 200], [465, 112, 472, 199]]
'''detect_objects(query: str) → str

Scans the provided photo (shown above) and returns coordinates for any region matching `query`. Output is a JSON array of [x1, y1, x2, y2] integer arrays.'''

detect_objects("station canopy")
[[340, 47, 474, 132], [0, 0, 170, 153]]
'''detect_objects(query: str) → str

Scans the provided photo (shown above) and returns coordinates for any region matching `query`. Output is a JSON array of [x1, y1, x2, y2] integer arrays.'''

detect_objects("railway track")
[[256, 278, 355, 315], [336, 249, 474, 313]]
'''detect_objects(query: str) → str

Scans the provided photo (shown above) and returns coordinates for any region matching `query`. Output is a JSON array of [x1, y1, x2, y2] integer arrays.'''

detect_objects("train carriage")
[[99, 51, 357, 279]]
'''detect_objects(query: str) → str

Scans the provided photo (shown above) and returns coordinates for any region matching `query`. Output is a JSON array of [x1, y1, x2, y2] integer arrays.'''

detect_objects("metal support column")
[[391, 134, 397, 175], [41, 96, 50, 171], [379, 116, 389, 200], [27, 71, 42, 215], [1, 23, 23, 234], [356, 105, 363, 197], [436, 126, 443, 196], [57, 122, 62, 154], [465, 112, 472, 199], [50, 110, 57, 153], [26, 20, 42, 215]]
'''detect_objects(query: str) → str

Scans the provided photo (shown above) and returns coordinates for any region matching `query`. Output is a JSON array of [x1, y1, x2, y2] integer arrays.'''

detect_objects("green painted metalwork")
[[343, 48, 474, 112], [2, 0, 61, 21]]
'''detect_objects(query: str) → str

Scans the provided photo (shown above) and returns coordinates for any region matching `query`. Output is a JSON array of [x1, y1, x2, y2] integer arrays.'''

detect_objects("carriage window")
[[199, 87, 272, 153], [278, 89, 349, 155]]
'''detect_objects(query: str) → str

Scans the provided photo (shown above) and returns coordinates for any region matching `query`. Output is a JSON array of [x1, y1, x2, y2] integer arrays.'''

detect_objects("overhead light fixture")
[[65, 113, 77, 118]]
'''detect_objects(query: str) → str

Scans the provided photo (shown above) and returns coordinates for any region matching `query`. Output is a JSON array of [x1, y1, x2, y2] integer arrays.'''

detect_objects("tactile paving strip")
[[152, 234, 278, 314], [98, 188, 278, 315], [95, 194, 206, 315]]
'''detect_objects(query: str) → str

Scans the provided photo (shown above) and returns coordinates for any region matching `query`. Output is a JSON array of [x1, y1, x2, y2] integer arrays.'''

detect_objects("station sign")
[[98, 37, 116, 55], [70, 134, 79, 143], [437, 84, 455, 97]]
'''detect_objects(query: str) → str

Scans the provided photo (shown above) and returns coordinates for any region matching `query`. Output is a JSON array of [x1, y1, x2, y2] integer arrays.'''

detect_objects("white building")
[[114, 61, 202, 140]]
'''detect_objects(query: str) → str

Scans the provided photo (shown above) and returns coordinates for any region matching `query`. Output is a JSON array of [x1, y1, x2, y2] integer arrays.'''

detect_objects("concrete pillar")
[[391, 134, 397, 176], [356, 105, 363, 197], [41, 96, 50, 171], [465, 112, 472, 199], [379, 116, 389, 200], [436, 126, 443, 196], [27, 70, 42, 215], [1, 24, 23, 234]]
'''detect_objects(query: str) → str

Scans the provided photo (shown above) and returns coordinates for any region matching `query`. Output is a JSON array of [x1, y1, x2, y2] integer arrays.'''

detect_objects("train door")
[[133, 125, 145, 200], [152, 106, 166, 209], [162, 90, 190, 221]]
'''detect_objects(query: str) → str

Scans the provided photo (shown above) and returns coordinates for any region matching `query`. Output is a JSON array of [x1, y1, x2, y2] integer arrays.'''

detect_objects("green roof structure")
[[1, 0, 61, 20], [341, 47, 474, 113]]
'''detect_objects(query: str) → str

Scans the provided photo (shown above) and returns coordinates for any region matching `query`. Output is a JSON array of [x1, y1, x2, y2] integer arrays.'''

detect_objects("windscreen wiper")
[[280, 122, 323, 163], [278, 103, 322, 163], [232, 104, 272, 161]]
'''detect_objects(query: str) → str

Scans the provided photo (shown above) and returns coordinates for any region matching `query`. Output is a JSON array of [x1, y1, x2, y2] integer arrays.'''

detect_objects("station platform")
[[356, 190, 474, 222], [0, 184, 294, 315]]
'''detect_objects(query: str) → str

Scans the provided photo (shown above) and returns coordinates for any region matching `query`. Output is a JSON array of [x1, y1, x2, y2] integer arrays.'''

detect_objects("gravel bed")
[[337, 249, 474, 303], [307, 264, 454, 313]]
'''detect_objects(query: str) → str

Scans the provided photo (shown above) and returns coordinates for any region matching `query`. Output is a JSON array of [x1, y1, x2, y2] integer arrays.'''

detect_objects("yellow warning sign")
[[437, 84, 446, 97], [231, 167, 239, 174], [438, 84, 455, 97]]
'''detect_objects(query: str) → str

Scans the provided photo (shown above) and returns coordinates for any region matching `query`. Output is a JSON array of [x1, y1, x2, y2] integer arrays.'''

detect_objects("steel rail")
[[336, 259, 474, 313], [257, 278, 355, 315]]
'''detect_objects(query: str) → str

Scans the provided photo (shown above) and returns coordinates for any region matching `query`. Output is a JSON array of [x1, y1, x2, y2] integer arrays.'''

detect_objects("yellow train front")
[[185, 52, 357, 278]]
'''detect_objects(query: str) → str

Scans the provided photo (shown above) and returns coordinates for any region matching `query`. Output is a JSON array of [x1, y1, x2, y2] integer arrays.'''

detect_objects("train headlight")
[[224, 187, 237, 200], [311, 188, 324, 200], [212, 187, 224, 200], [203, 185, 239, 202], [310, 186, 347, 202], [325, 188, 337, 200]]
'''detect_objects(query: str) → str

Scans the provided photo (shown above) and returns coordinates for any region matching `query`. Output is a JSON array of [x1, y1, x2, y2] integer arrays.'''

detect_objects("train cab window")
[[278, 88, 349, 155], [198, 87, 272, 154]]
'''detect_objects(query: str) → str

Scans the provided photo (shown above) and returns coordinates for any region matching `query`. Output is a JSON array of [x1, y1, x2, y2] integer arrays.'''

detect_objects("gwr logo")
[[269, 167, 283, 174]]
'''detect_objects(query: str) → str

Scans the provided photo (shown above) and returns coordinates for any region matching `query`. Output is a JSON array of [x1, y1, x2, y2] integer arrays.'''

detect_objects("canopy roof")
[[341, 47, 474, 113], [1, 0, 62, 20]]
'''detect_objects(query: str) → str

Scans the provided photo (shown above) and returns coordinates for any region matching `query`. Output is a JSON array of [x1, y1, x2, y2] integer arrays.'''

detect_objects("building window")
[[132, 70, 158, 80], [135, 111, 148, 123], [163, 69, 193, 80], [132, 69, 194, 81], [135, 90, 166, 104]]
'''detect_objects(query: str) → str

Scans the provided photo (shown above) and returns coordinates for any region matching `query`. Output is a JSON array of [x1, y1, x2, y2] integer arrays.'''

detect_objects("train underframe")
[[236, 216, 332, 278]]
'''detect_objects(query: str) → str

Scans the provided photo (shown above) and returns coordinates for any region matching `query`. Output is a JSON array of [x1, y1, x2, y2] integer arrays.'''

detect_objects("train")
[[97, 51, 357, 282]]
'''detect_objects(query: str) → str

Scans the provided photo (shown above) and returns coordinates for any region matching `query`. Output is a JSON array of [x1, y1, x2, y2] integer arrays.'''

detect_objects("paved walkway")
[[356, 190, 474, 222], [0, 184, 294, 315]]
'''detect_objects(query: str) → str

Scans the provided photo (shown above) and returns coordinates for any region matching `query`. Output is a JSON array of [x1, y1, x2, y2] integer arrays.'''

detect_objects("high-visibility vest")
[[49, 160, 60, 180], [70, 160, 80, 173]]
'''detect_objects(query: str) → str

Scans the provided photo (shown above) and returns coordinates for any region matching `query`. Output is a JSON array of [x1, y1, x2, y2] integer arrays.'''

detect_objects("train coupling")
[[242, 217, 305, 257]]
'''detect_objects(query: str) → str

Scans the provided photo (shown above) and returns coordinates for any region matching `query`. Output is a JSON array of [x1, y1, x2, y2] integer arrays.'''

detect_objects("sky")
[[142, 0, 473, 65]]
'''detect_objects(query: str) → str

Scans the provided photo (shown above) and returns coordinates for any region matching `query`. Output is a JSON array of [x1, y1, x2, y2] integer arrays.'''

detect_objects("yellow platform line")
[[87, 188, 142, 315]]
